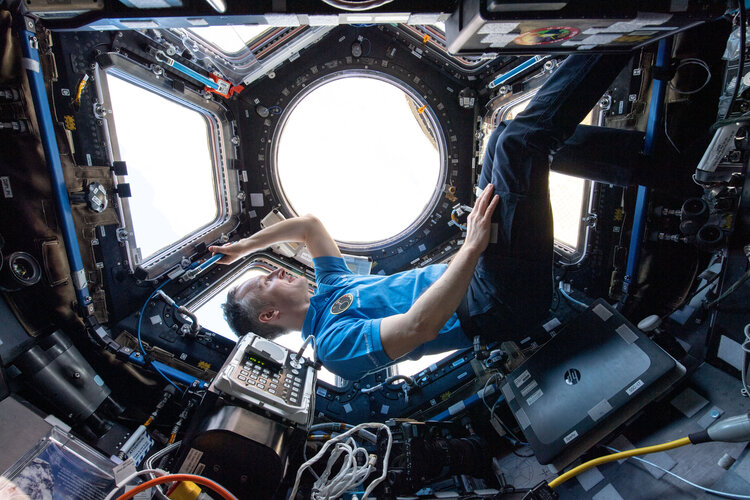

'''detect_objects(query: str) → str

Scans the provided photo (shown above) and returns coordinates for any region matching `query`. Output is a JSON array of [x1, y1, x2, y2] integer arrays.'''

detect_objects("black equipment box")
[[445, 0, 726, 55]]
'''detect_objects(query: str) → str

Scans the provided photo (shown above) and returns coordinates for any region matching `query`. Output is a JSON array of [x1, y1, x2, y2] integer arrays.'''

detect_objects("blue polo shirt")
[[301, 256, 472, 380]]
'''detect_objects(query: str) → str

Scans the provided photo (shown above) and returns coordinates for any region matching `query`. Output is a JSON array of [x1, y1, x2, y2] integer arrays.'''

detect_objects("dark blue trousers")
[[466, 54, 635, 341]]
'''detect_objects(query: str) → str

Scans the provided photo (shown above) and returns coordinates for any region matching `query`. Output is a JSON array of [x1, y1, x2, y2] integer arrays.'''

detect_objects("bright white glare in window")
[[276, 76, 441, 244], [188, 25, 269, 54], [106, 75, 217, 259], [550, 172, 584, 248], [196, 267, 339, 386], [396, 351, 455, 377]]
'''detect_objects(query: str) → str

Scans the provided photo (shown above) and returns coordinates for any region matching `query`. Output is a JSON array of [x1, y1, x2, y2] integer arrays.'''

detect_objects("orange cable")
[[116, 474, 237, 500]]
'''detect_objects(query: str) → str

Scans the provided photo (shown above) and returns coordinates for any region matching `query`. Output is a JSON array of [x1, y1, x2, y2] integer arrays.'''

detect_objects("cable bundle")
[[311, 437, 375, 499], [289, 422, 392, 500]]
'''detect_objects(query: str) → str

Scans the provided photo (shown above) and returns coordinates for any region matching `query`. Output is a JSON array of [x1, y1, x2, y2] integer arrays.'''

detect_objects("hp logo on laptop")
[[564, 368, 581, 385]]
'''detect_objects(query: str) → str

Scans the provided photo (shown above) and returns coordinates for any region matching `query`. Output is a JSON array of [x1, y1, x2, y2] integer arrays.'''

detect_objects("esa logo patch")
[[330, 293, 354, 315], [514, 27, 580, 46]]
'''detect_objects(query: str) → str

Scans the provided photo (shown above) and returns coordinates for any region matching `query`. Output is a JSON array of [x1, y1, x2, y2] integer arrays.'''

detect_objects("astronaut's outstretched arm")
[[208, 213, 342, 264]]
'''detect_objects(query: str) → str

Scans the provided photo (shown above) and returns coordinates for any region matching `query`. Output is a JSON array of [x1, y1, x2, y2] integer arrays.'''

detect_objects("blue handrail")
[[623, 38, 673, 298], [18, 21, 92, 309]]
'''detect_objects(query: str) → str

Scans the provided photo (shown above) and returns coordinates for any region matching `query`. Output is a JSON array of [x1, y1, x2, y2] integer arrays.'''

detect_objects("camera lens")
[[5, 252, 41, 287]]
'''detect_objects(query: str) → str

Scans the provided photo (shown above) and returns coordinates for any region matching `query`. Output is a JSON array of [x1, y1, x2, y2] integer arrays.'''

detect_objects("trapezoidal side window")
[[96, 57, 236, 278]]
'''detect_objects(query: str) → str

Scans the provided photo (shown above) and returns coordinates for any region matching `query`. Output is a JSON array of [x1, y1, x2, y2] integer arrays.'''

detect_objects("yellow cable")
[[73, 75, 89, 105], [548, 436, 692, 488]]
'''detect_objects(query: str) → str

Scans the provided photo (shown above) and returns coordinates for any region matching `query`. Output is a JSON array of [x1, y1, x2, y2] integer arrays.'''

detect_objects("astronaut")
[[211, 54, 634, 380]]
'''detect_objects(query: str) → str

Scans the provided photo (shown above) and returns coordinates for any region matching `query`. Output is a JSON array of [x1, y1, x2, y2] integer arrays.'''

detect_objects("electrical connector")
[[168, 481, 212, 500], [489, 414, 507, 438], [522, 481, 558, 500]]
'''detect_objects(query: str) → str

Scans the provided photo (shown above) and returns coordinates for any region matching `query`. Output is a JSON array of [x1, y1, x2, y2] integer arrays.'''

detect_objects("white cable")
[[664, 99, 681, 154], [309, 424, 378, 444], [144, 441, 181, 470], [289, 422, 392, 500], [314, 439, 374, 498], [143, 441, 182, 500], [480, 372, 502, 413], [486, 374, 532, 449], [361, 424, 391, 500], [490, 395, 527, 445], [103, 469, 168, 500], [310, 440, 367, 499], [668, 58, 712, 95], [603, 446, 750, 499], [480, 372, 528, 446]]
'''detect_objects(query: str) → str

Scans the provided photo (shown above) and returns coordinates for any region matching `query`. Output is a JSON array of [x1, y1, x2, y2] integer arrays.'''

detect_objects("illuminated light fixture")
[[188, 25, 270, 53], [120, 19, 159, 28], [308, 15, 340, 26], [343, 14, 374, 23], [372, 13, 410, 23], [343, 13, 410, 23], [488, 2, 566, 11], [204, 0, 226, 13], [407, 13, 445, 25], [264, 13, 302, 26]]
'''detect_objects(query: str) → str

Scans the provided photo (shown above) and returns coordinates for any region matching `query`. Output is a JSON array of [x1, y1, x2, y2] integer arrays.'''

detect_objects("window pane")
[[188, 25, 270, 54], [195, 267, 339, 386], [550, 172, 585, 248], [275, 76, 442, 244], [106, 74, 218, 259]]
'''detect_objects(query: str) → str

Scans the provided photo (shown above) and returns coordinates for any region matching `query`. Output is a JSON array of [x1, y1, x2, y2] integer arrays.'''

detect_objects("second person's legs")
[[472, 54, 631, 339]]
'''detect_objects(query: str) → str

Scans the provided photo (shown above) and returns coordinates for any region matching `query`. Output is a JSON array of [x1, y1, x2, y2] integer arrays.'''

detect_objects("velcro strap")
[[652, 59, 678, 81]]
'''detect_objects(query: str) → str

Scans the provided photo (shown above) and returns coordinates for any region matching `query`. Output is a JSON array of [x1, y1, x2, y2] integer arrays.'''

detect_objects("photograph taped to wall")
[[0, 427, 116, 500]]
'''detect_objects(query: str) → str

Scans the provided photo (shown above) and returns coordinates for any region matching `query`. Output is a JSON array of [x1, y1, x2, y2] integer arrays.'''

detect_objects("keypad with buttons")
[[214, 333, 315, 428], [232, 348, 309, 407]]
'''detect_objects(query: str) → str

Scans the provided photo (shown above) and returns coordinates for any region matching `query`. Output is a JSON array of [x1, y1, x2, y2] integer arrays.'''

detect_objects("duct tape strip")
[[22, 58, 39, 72], [616, 324, 638, 344]]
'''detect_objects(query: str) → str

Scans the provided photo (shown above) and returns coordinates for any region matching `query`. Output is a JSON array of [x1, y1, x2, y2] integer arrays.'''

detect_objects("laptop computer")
[[500, 299, 685, 470]]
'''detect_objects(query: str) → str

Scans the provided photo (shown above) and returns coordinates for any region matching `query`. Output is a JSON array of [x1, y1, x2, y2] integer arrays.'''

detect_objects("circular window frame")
[[269, 69, 448, 252]]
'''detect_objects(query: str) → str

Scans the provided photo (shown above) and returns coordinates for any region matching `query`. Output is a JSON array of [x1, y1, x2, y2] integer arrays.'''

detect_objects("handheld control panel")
[[212, 332, 316, 429]]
